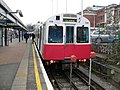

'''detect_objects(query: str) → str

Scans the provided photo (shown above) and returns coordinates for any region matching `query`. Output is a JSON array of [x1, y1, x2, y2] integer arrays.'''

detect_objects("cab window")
[[48, 26, 63, 43], [77, 27, 89, 43]]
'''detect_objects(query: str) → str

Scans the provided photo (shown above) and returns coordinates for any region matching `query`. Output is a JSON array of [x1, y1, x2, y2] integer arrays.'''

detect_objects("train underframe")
[[42, 58, 90, 70]]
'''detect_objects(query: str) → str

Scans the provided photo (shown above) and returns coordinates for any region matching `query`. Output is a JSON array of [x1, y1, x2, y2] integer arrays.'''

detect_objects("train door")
[[64, 26, 75, 58]]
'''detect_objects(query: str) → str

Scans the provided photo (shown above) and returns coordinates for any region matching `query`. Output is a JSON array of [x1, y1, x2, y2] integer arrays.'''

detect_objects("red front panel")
[[75, 44, 92, 59], [64, 44, 74, 57], [64, 44, 92, 59], [43, 45, 64, 60], [43, 44, 92, 60]]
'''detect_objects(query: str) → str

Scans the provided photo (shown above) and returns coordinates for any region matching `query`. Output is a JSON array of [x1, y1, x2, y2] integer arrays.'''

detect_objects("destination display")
[[63, 18, 77, 22]]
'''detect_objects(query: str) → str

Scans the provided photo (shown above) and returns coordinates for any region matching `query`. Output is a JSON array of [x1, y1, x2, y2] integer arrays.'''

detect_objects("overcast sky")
[[3, 0, 120, 25]]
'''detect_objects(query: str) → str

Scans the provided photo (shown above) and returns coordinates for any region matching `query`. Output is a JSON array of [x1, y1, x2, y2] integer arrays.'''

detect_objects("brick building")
[[78, 4, 120, 30]]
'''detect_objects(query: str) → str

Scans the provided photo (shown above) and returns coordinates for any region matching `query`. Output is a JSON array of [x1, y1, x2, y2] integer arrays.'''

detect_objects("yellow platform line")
[[32, 44, 42, 90]]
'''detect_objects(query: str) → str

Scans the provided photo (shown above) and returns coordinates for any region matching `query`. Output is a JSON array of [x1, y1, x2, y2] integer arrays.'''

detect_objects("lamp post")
[[93, 5, 107, 26], [5, 10, 23, 46], [10, 10, 23, 43], [66, 0, 67, 13], [81, 0, 83, 16], [70, 55, 77, 90], [56, 0, 58, 14], [93, 5, 107, 44], [36, 21, 42, 49], [89, 52, 96, 90], [51, 0, 53, 15]]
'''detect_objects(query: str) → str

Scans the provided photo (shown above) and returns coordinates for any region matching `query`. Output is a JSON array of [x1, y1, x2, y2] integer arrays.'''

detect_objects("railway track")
[[74, 68, 105, 90], [46, 66, 89, 90], [48, 69, 75, 90], [46, 64, 106, 90], [63, 69, 90, 90]]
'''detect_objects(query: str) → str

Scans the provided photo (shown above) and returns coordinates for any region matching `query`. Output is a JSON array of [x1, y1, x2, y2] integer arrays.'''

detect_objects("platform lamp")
[[89, 51, 96, 90], [9, 10, 23, 43], [8, 10, 23, 17], [5, 10, 23, 46]]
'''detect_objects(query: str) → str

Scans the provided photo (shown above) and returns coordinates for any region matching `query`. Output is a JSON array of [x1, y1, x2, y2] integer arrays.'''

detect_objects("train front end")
[[41, 13, 92, 64]]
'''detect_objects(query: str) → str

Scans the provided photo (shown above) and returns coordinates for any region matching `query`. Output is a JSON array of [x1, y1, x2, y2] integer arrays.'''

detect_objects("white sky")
[[3, 0, 120, 25]]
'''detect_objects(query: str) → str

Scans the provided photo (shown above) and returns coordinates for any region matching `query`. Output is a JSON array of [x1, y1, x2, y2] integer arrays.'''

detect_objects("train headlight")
[[79, 59, 87, 62], [50, 60, 54, 64], [83, 59, 86, 62], [79, 59, 81, 62]]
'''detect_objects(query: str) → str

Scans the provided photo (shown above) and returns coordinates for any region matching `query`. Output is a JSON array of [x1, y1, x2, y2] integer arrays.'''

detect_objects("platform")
[[0, 38, 53, 90]]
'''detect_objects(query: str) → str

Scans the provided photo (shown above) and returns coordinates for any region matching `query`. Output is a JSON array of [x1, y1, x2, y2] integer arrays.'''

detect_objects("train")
[[36, 13, 92, 65]]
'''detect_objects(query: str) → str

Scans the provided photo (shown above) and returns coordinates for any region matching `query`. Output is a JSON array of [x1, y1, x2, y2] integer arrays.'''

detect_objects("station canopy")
[[0, 0, 27, 31]]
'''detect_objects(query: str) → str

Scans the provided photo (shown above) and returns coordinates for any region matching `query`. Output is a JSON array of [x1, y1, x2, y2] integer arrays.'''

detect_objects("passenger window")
[[48, 26, 63, 43], [77, 27, 89, 43]]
